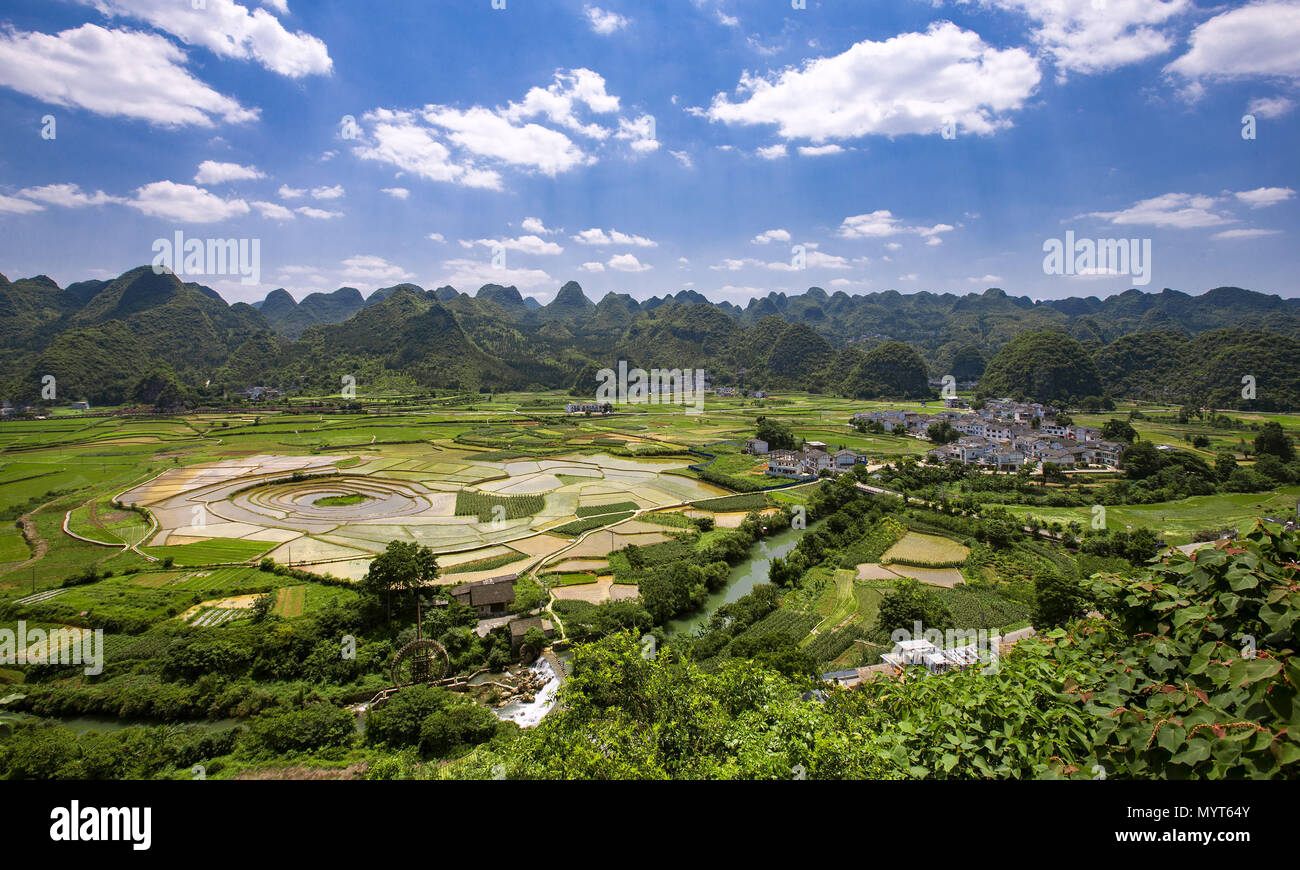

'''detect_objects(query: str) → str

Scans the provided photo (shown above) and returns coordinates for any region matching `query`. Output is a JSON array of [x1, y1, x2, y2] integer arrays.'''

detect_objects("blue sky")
[[0, 0, 1297, 304]]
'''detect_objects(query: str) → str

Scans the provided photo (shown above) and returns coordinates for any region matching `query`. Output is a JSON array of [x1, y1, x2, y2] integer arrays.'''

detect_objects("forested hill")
[[2, 265, 1299, 409]]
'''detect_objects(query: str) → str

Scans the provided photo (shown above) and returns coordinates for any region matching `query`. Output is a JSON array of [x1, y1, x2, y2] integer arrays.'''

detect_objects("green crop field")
[[1007, 487, 1300, 544], [313, 493, 372, 507], [549, 512, 636, 537], [141, 538, 275, 566], [0, 528, 30, 564], [575, 501, 639, 518], [454, 490, 545, 522]]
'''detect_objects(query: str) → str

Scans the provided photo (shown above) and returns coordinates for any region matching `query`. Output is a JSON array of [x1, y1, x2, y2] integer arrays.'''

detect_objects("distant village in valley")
[[740, 396, 1127, 481], [861, 397, 1126, 472]]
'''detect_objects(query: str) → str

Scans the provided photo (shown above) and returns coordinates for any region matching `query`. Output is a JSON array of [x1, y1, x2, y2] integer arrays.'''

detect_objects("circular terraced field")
[[232, 476, 434, 524]]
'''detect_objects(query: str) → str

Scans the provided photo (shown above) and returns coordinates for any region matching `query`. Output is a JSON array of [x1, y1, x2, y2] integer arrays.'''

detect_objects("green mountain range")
[[3, 266, 1299, 409]]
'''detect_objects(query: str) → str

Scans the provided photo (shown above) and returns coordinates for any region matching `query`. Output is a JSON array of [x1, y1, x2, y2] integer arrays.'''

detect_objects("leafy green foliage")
[[1074, 527, 1299, 777]]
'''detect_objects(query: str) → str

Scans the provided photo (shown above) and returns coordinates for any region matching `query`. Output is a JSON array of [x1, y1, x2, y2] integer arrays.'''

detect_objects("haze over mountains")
[[3, 265, 1300, 410]]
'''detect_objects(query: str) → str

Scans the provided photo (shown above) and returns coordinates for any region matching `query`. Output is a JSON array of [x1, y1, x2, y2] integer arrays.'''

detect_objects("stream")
[[666, 522, 811, 636]]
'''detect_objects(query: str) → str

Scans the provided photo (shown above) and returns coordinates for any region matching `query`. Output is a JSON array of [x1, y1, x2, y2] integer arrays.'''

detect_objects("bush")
[[247, 705, 356, 754]]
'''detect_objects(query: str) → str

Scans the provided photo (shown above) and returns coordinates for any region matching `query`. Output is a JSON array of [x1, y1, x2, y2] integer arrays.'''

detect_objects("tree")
[[1041, 462, 1067, 486], [1254, 421, 1295, 462], [1121, 441, 1163, 480], [1255, 453, 1293, 484], [1125, 527, 1160, 564], [875, 580, 953, 633], [754, 416, 796, 451], [252, 592, 276, 622], [361, 540, 440, 621], [926, 421, 959, 444], [1033, 570, 1088, 627], [1100, 419, 1137, 443]]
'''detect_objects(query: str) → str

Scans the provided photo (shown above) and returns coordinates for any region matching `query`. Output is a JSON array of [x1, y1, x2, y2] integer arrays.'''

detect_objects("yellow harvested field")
[[855, 562, 966, 588], [882, 532, 970, 566]]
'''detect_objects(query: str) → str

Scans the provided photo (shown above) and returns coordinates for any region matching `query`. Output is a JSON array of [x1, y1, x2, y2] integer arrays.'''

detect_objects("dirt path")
[[5, 503, 52, 575]]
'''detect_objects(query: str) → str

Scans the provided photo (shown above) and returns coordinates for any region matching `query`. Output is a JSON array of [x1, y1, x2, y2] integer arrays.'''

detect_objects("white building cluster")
[[854, 398, 1125, 472], [753, 440, 864, 481]]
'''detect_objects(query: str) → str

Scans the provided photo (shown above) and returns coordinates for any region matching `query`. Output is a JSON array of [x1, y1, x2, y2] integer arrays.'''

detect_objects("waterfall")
[[494, 657, 561, 728]]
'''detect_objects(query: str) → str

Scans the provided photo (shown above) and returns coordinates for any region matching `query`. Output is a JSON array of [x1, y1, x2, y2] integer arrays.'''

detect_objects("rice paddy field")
[[2, 393, 1296, 633]]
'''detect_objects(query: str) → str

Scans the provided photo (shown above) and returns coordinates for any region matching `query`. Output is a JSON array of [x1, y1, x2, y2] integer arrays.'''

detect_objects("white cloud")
[[572, 228, 658, 247], [712, 250, 851, 271], [502, 68, 620, 138], [704, 22, 1040, 140], [467, 235, 564, 256], [1248, 96, 1296, 119], [798, 144, 845, 156], [0, 24, 257, 127], [381, 187, 410, 199], [17, 183, 119, 207], [584, 6, 629, 35], [311, 184, 345, 200], [127, 180, 250, 222], [251, 200, 295, 220], [427, 233, 446, 243], [521, 217, 556, 235], [278, 184, 305, 199], [1234, 187, 1295, 208], [439, 258, 554, 292], [978, 0, 1189, 77], [1084, 192, 1231, 228], [1167, 2, 1300, 89], [295, 206, 342, 219], [274, 265, 332, 294], [424, 105, 594, 175], [261, 0, 289, 14], [580, 261, 606, 272], [353, 70, 677, 189], [616, 114, 659, 153], [194, 160, 265, 184], [81, 0, 332, 77], [752, 229, 791, 245], [1212, 228, 1282, 240], [669, 150, 694, 168], [353, 109, 503, 191], [837, 210, 955, 243], [0, 193, 44, 214], [607, 253, 653, 272], [968, 274, 1002, 283], [779, 250, 851, 270], [340, 255, 413, 285], [756, 144, 788, 160], [710, 258, 756, 271]]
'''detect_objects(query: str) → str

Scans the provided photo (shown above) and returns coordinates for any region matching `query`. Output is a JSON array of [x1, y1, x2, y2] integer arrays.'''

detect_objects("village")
[[739, 396, 1126, 480]]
